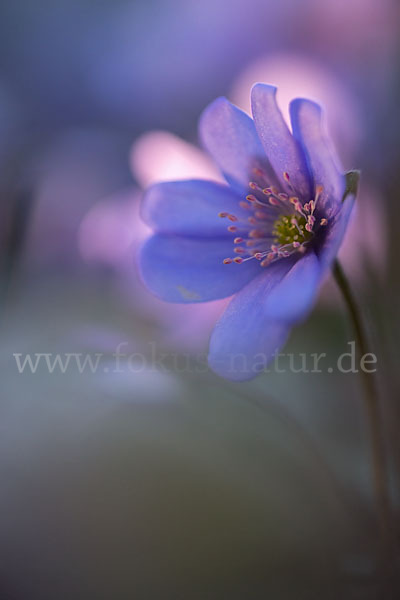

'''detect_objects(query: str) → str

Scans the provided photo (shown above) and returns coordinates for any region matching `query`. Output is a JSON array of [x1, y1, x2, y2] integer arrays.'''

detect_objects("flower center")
[[220, 168, 328, 267], [272, 213, 313, 247]]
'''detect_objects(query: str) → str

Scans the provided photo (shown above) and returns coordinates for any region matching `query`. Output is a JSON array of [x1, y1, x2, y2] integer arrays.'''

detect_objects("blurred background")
[[0, 0, 399, 598]]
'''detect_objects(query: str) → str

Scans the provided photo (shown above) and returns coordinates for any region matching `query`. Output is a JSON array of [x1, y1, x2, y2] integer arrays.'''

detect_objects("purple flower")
[[139, 84, 356, 380]]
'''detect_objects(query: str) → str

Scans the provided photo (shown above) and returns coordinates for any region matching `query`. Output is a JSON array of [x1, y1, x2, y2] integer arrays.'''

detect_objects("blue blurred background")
[[0, 0, 399, 598]]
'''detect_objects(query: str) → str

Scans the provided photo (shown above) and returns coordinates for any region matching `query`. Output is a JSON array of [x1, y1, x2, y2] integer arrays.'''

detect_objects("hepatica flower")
[[139, 84, 356, 380]]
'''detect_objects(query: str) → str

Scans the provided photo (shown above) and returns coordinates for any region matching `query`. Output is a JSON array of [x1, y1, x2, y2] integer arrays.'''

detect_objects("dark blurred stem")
[[333, 259, 396, 562], [0, 186, 32, 313]]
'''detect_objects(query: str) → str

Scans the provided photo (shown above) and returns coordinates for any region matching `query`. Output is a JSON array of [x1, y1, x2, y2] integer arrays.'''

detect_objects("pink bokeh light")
[[130, 130, 222, 188]]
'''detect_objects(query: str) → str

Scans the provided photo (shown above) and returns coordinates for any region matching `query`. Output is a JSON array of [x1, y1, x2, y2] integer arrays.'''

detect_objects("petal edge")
[[290, 98, 345, 214], [251, 84, 312, 199], [139, 234, 261, 303], [199, 97, 268, 192]]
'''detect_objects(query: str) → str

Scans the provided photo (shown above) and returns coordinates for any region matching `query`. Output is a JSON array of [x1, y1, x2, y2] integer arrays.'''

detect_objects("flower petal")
[[139, 234, 261, 303], [263, 251, 321, 322], [199, 97, 269, 192], [251, 84, 312, 199], [290, 98, 345, 214], [141, 180, 247, 237], [318, 195, 355, 272], [208, 261, 293, 381]]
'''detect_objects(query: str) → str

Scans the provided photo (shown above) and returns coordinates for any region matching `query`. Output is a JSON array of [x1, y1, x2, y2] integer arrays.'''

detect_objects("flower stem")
[[332, 259, 396, 562]]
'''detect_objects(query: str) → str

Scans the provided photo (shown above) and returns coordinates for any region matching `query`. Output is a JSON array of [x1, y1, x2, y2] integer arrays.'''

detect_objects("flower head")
[[139, 84, 356, 380]]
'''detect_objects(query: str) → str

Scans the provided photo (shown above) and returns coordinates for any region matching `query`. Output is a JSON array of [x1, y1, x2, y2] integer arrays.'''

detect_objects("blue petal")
[[141, 180, 248, 237], [139, 234, 261, 303], [199, 97, 269, 192], [251, 84, 312, 199], [290, 98, 345, 214], [318, 195, 355, 272], [263, 251, 321, 322], [208, 261, 293, 381]]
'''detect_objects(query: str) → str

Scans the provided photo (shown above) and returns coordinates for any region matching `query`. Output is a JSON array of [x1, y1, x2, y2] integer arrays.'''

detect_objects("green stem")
[[332, 260, 395, 561]]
